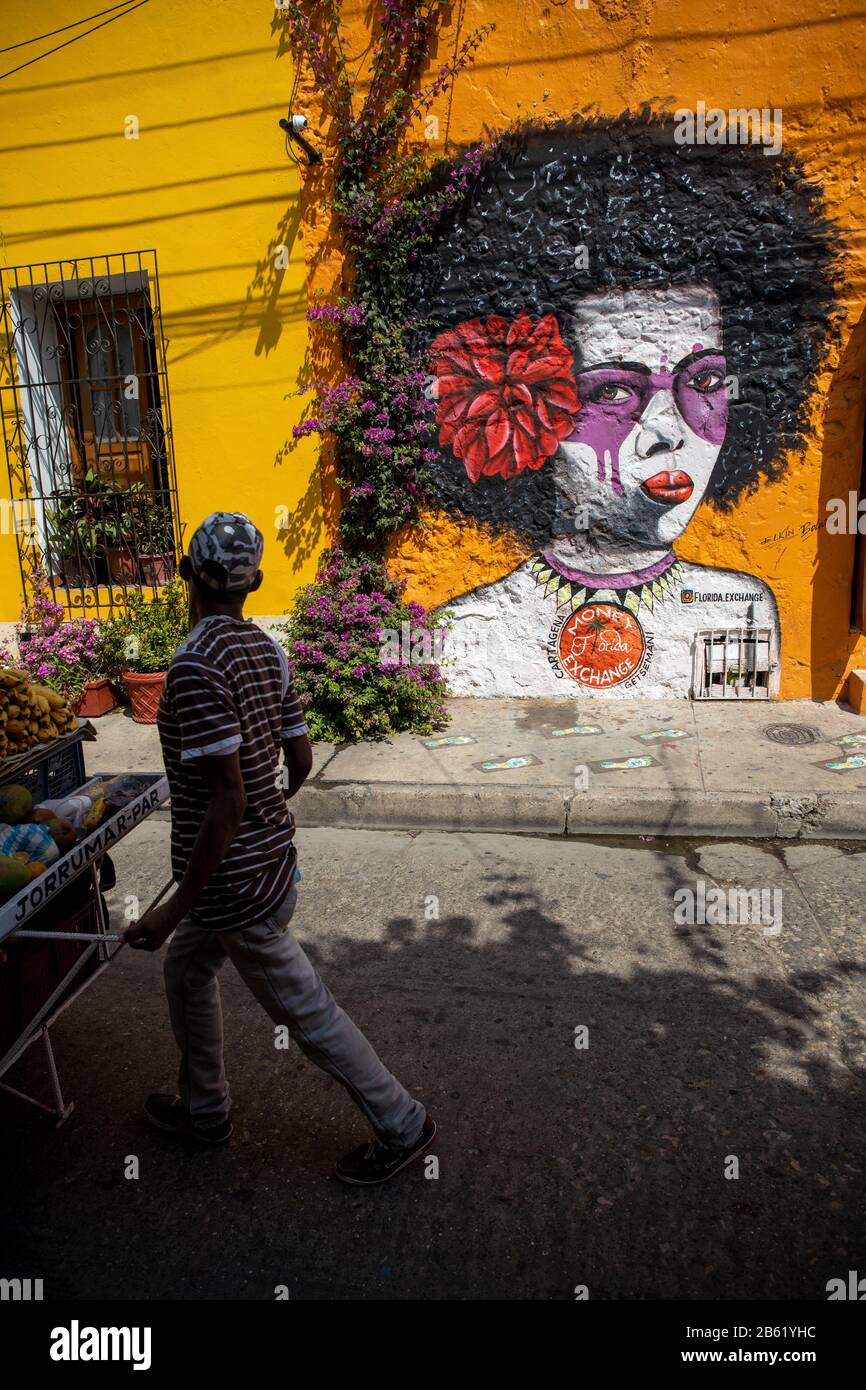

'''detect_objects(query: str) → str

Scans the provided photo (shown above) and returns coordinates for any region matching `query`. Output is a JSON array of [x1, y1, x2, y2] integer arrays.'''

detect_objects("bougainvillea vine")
[[283, 0, 495, 554]]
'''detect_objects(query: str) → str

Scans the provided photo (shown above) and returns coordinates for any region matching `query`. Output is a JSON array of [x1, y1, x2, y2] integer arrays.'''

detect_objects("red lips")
[[640, 470, 694, 505]]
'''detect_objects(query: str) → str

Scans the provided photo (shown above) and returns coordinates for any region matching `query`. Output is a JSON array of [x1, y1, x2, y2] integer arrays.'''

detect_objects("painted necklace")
[[529, 548, 683, 618]]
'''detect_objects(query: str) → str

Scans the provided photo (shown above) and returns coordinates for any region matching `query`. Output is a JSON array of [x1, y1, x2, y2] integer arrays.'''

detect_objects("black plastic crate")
[[0, 732, 86, 801]]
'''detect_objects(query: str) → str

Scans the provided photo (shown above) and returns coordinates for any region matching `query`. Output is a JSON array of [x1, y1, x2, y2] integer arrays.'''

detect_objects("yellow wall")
[[292, 0, 866, 701], [0, 0, 321, 620]]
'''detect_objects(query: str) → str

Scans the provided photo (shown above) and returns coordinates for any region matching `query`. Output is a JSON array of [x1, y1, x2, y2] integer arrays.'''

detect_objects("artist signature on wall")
[[761, 517, 828, 547]]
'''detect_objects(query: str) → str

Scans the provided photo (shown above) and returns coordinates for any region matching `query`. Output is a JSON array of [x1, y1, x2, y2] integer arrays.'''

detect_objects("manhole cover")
[[763, 724, 821, 746]]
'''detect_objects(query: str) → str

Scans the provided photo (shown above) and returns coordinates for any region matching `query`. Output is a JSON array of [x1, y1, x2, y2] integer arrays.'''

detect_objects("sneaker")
[[335, 1115, 437, 1187], [144, 1093, 233, 1145]]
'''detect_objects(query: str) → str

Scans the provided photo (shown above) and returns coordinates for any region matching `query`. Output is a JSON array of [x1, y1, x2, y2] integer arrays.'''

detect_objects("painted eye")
[[688, 369, 724, 394], [589, 382, 634, 404]]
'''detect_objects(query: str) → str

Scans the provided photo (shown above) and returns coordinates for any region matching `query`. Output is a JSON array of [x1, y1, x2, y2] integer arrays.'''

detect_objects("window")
[[0, 252, 179, 615], [692, 627, 776, 699]]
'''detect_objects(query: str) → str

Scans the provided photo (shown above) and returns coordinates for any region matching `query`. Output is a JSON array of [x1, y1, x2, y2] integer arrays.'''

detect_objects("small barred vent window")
[[693, 627, 775, 699]]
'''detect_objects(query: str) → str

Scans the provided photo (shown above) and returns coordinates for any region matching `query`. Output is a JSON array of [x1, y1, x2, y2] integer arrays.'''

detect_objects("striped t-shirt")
[[157, 615, 309, 931]]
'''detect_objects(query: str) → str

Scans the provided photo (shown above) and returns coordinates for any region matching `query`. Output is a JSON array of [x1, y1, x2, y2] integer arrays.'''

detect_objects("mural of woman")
[[413, 116, 838, 697]]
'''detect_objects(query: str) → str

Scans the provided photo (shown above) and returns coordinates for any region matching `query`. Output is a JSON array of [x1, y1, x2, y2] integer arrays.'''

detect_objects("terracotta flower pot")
[[60, 558, 96, 588], [123, 669, 166, 724], [139, 552, 176, 587], [75, 678, 117, 719], [106, 546, 139, 584]]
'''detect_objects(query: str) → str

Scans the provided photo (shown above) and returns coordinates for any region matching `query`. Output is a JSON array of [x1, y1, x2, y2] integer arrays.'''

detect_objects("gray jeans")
[[163, 886, 426, 1148]]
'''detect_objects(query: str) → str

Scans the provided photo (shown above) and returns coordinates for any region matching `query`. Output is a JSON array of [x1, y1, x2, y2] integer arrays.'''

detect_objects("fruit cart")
[[0, 725, 169, 1125]]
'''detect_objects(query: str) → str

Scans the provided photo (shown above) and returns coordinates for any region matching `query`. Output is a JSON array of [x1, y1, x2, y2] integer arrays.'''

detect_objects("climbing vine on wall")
[[283, 0, 495, 554]]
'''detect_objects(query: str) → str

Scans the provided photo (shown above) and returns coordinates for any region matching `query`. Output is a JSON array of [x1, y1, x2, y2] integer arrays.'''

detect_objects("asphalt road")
[[2, 824, 865, 1300]]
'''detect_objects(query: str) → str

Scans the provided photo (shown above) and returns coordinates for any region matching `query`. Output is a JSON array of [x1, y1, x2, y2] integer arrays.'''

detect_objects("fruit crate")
[[0, 726, 91, 803], [0, 771, 169, 943], [0, 884, 101, 1059]]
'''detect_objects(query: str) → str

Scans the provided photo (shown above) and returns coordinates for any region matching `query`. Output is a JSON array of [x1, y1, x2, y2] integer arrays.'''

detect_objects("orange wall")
[[294, 0, 866, 700]]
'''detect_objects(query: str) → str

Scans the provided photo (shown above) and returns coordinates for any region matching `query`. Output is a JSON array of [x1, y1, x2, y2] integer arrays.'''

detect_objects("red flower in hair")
[[430, 311, 581, 482]]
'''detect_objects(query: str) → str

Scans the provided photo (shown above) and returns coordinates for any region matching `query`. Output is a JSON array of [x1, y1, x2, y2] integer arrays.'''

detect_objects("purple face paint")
[[565, 352, 728, 494], [676, 354, 728, 446]]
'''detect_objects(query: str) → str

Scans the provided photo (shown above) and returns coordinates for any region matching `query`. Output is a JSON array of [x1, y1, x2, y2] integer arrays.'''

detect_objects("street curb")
[[291, 781, 866, 840], [293, 781, 569, 834]]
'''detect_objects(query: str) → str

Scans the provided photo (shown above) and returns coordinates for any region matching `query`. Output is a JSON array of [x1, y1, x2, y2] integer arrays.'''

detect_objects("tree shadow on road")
[[275, 865, 866, 1300], [2, 862, 865, 1301]]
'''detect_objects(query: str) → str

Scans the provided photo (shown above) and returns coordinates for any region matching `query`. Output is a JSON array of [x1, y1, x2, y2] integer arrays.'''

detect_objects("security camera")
[[279, 111, 321, 164]]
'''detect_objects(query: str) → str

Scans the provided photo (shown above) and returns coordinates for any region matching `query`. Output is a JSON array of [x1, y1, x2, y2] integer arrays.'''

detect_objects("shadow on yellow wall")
[[0, 0, 323, 621]]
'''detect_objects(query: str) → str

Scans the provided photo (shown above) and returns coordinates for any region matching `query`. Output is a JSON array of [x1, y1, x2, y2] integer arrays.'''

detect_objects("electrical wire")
[[0, 1, 140, 54], [282, 12, 306, 168], [284, 130, 303, 168], [0, 0, 150, 83]]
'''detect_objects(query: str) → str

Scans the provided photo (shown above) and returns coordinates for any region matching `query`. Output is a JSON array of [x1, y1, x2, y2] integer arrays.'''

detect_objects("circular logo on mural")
[[557, 603, 646, 688]]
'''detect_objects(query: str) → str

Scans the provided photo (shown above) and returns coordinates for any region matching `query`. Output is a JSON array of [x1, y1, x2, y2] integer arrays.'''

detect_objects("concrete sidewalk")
[[84, 696, 866, 840]]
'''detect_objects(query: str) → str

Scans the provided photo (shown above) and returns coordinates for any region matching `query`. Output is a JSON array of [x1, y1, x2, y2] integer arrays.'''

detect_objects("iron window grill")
[[0, 251, 180, 617], [693, 626, 776, 699]]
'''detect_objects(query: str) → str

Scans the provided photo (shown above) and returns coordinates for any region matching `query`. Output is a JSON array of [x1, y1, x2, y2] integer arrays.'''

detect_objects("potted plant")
[[15, 570, 115, 717], [136, 494, 176, 588], [103, 481, 143, 585], [44, 492, 100, 589], [45, 470, 132, 590], [99, 577, 188, 723], [100, 484, 176, 587]]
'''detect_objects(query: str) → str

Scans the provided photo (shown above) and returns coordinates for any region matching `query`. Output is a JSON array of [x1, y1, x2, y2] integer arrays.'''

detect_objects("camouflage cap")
[[187, 511, 264, 594]]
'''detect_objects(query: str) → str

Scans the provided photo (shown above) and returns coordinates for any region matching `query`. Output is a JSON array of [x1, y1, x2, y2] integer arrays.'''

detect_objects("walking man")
[[125, 512, 435, 1185]]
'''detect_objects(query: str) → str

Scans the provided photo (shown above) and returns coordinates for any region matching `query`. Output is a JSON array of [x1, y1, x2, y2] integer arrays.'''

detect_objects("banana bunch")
[[0, 669, 79, 762]]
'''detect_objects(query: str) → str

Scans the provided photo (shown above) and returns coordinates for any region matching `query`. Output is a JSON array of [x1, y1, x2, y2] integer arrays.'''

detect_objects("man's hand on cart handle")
[[124, 899, 183, 952], [123, 881, 179, 953]]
